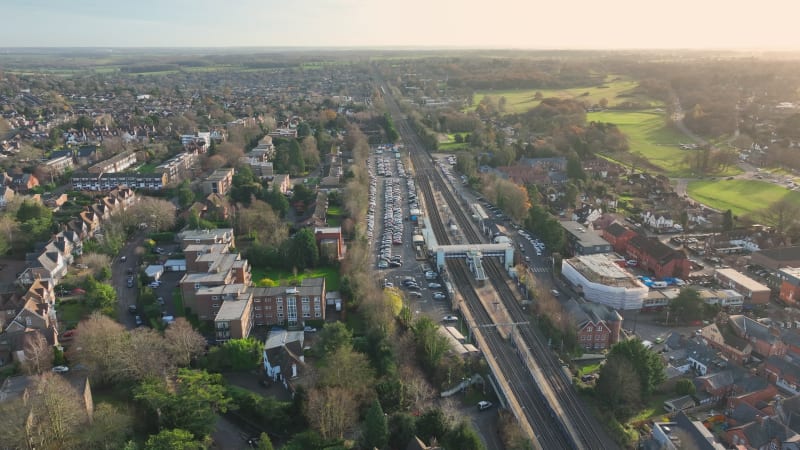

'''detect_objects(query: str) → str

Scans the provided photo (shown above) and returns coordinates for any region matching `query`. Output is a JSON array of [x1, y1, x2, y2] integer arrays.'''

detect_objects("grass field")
[[687, 179, 800, 217], [251, 266, 341, 291], [438, 133, 469, 151], [588, 110, 692, 175], [472, 78, 658, 115]]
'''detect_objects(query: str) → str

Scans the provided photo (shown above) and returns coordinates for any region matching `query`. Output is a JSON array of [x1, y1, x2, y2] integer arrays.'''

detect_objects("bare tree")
[[81, 253, 112, 277], [305, 386, 359, 440], [301, 136, 321, 168], [164, 318, 207, 367], [78, 402, 134, 450], [21, 333, 53, 375], [758, 198, 800, 245], [215, 142, 245, 167], [28, 373, 88, 449], [115, 197, 176, 232], [72, 312, 128, 383], [235, 200, 287, 247], [120, 327, 172, 381]]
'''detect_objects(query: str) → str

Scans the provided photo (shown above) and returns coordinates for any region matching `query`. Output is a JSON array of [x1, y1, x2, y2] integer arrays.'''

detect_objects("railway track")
[[380, 84, 618, 449]]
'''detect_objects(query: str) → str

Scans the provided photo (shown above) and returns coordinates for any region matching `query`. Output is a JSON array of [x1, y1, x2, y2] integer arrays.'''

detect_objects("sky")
[[3, 0, 800, 49]]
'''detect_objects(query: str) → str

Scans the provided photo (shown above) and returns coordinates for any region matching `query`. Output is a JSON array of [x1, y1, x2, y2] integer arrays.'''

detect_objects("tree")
[[722, 209, 734, 232], [305, 386, 358, 440], [134, 369, 232, 439], [79, 402, 135, 450], [416, 408, 449, 446], [301, 136, 321, 169], [116, 197, 177, 232], [144, 429, 207, 450], [675, 378, 696, 396], [284, 227, 319, 270], [255, 432, 274, 450], [177, 185, 196, 209], [164, 318, 207, 367], [758, 198, 800, 245], [85, 275, 118, 314], [202, 337, 262, 372], [668, 288, 705, 325], [72, 312, 128, 383], [596, 354, 642, 421], [606, 339, 665, 399], [443, 421, 485, 450], [21, 333, 53, 375], [362, 399, 389, 450], [318, 321, 353, 355], [389, 413, 417, 450], [0, 215, 19, 255]]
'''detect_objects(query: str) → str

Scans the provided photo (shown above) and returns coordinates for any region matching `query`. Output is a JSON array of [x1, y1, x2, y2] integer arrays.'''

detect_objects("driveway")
[[112, 234, 144, 329]]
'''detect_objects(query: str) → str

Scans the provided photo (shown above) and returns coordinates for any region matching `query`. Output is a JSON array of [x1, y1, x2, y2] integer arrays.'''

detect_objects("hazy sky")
[[4, 0, 800, 49]]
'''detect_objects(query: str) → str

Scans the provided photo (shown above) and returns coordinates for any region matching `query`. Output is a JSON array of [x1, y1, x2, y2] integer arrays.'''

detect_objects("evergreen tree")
[[362, 400, 389, 450]]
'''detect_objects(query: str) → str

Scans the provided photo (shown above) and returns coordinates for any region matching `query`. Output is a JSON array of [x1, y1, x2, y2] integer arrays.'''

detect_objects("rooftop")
[[560, 220, 612, 248], [715, 268, 769, 293], [215, 297, 251, 322], [566, 253, 645, 288]]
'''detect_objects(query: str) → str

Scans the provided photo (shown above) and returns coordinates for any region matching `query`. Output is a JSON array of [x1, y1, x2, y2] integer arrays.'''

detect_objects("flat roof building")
[[560, 221, 612, 256], [714, 268, 770, 304], [562, 253, 648, 310]]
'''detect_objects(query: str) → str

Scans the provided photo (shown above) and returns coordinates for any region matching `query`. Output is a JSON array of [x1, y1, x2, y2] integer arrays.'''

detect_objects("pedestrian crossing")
[[528, 266, 550, 273]]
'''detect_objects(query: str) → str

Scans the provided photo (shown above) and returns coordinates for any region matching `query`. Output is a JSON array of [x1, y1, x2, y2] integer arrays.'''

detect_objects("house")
[[201, 168, 234, 196], [763, 355, 800, 395], [314, 227, 344, 261], [642, 211, 676, 232], [0, 185, 15, 208], [563, 298, 622, 351], [701, 323, 752, 365], [714, 268, 771, 305], [262, 328, 305, 389], [724, 415, 798, 449], [271, 174, 292, 194], [9, 173, 39, 192], [646, 411, 726, 450], [729, 315, 788, 359], [752, 246, 800, 271], [664, 395, 697, 413], [560, 220, 612, 256], [250, 278, 326, 327], [75, 145, 98, 166], [602, 222, 637, 254]]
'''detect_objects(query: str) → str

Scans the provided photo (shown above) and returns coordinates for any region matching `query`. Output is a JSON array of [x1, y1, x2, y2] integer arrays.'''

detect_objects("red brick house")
[[729, 315, 788, 359], [625, 234, 691, 279], [602, 222, 636, 254], [564, 299, 622, 351], [314, 227, 343, 261]]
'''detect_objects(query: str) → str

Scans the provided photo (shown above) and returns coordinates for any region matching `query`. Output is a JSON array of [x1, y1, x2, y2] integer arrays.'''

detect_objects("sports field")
[[472, 79, 657, 115], [686, 179, 800, 217]]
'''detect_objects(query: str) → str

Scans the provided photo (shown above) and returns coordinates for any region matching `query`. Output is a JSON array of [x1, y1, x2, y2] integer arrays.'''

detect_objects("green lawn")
[[172, 288, 185, 317], [56, 300, 91, 329], [137, 162, 158, 174], [588, 110, 692, 176], [251, 266, 341, 291], [437, 133, 469, 152], [472, 78, 657, 115], [687, 179, 800, 217]]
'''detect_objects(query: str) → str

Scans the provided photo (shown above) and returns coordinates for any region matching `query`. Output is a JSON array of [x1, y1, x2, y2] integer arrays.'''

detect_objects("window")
[[278, 313, 284, 319], [255, 314, 262, 318], [302, 304, 309, 313], [315, 312, 322, 318], [277, 305, 283, 312], [212, 303, 219, 308], [303, 312, 310, 318], [255, 306, 261, 310], [254, 298, 261, 303], [195, 283, 201, 290], [212, 295, 219, 300], [302, 297, 309, 304], [266, 305, 272, 310]]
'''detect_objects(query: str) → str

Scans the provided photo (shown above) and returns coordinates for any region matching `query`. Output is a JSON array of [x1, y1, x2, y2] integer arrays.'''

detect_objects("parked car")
[[477, 401, 493, 411], [134, 315, 143, 326], [433, 292, 447, 300], [304, 326, 317, 333], [428, 283, 442, 289], [128, 305, 137, 314], [52, 365, 69, 373], [148, 281, 161, 288], [120, 256, 127, 262], [442, 315, 458, 322]]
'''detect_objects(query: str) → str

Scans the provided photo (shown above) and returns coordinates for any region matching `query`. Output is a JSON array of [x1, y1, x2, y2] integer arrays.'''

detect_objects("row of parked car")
[[518, 229, 546, 256]]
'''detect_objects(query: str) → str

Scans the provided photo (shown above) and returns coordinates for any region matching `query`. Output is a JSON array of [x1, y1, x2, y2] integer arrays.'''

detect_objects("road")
[[112, 234, 144, 329]]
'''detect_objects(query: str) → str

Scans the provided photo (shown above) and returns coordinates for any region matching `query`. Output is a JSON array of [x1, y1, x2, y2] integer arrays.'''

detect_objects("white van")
[[551, 289, 560, 297]]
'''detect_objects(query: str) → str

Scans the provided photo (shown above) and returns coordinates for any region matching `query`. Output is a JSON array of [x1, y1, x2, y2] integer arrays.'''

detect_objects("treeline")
[[382, 112, 399, 143]]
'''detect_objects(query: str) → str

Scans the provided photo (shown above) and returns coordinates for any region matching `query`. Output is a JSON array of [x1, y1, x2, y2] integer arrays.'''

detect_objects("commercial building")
[[602, 222, 691, 278], [561, 253, 649, 310], [750, 246, 800, 271], [560, 220, 613, 256], [714, 268, 770, 304], [777, 267, 800, 307]]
